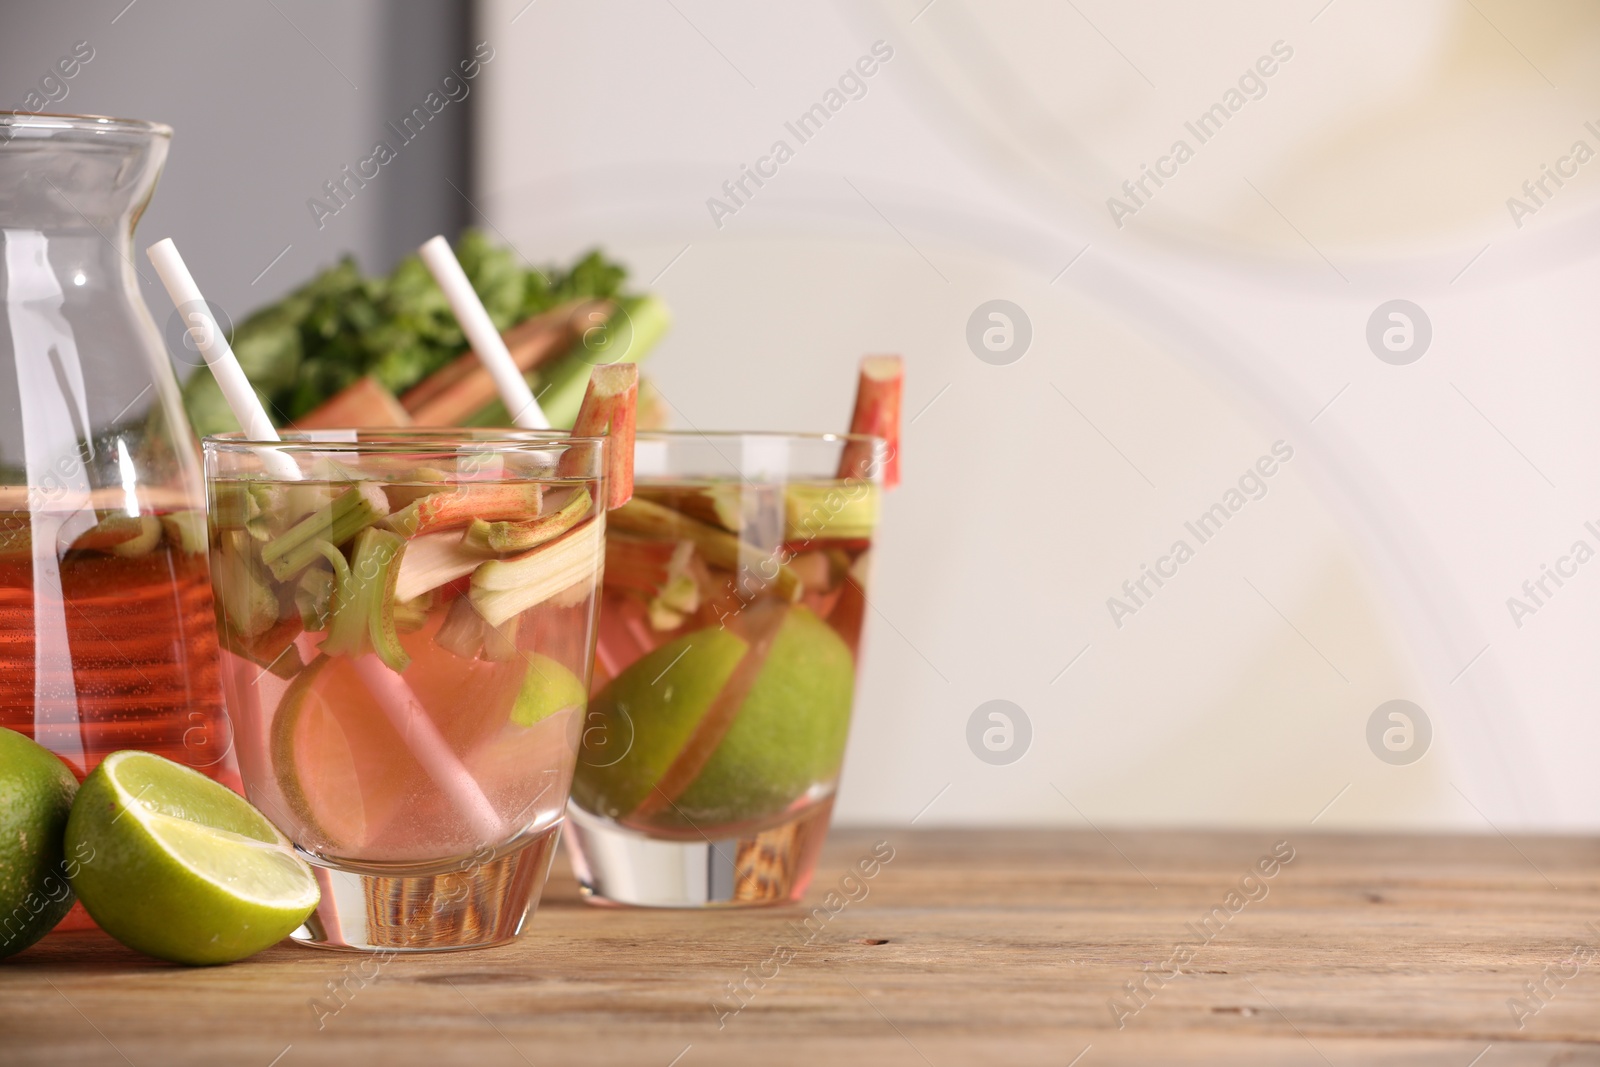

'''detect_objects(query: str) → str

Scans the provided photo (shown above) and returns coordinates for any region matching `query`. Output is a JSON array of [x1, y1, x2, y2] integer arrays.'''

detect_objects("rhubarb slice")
[[321, 526, 409, 672], [383, 468, 451, 510], [108, 515, 162, 558], [648, 541, 703, 630], [69, 514, 154, 554], [784, 482, 880, 541], [261, 482, 389, 581], [602, 533, 678, 595], [428, 591, 520, 661], [210, 483, 259, 530], [609, 498, 801, 602], [462, 486, 591, 554], [393, 590, 433, 634], [672, 484, 746, 532], [386, 482, 542, 538], [160, 510, 208, 555], [837, 354, 902, 489], [480, 612, 520, 661], [393, 529, 497, 603], [468, 517, 603, 627], [567, 362, 638, 509]]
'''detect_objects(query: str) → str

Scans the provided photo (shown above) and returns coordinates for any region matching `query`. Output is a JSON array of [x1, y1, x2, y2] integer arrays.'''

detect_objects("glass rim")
[[0, 112, 173, 138], [202, 428, 610, 454], [635, 430, 886, 446]]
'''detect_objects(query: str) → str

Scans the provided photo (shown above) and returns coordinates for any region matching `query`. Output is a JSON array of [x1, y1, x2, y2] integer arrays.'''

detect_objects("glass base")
[[292, 823, 563, 952], [564, 798, 835, 907]]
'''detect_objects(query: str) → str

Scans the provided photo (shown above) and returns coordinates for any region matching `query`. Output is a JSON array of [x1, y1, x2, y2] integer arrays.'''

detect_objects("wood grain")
[[5, 829, 1600, 1066]]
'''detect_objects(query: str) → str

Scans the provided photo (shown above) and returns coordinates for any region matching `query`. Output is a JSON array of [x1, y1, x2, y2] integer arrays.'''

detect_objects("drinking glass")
[[204, 429, 607, 951], [565, 431, 888, 906]]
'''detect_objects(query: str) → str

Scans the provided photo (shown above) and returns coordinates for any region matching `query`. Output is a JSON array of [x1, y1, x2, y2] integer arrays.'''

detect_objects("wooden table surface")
[[5, 828, 1600, 1066]]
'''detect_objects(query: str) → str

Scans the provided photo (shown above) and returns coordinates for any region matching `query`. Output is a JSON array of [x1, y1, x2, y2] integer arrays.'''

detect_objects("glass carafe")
[[0, 113, 231, 794]]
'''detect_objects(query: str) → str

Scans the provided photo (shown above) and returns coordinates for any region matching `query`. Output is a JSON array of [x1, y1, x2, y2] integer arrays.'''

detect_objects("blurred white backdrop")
[[476, 0, 1600, 830]]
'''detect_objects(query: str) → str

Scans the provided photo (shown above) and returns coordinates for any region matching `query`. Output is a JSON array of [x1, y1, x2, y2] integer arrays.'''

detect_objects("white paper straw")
[[146, 239, 277, 442], [351, 657, 504, 841], [418, 235, 550, 430], [145, 237, 504, 845]]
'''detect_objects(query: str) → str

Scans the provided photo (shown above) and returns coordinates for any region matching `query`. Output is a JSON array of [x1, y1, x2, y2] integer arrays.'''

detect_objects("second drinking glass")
[[565, 430, 887, 906]]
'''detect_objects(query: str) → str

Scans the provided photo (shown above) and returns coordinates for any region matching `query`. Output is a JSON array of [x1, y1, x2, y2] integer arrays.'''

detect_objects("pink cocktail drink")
[[205, 430, 607, 951], [566, 431, 888, 907]]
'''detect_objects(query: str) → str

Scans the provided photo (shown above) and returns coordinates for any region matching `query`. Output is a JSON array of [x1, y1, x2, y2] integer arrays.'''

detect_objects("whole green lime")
[[65, 750, 319, 965], [0, 727, 78, 959]]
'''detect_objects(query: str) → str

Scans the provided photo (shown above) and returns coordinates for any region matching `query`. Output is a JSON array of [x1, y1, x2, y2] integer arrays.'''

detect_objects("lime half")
[[65, 751, 319, 965]]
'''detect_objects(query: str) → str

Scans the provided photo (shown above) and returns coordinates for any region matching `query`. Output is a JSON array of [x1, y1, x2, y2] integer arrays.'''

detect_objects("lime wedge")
[[512, 654, 588, 726], [674, 605, 855, 824], [64, 750, 319, 965], [571, 626, 748, 819]]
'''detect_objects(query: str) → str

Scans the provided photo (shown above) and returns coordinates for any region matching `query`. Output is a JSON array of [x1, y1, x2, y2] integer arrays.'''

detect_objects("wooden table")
[[5, 828, 1600, 1065]]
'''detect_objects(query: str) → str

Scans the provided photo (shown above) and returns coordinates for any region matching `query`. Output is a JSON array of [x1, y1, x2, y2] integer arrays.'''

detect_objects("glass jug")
[[0, 113, 231, 790]]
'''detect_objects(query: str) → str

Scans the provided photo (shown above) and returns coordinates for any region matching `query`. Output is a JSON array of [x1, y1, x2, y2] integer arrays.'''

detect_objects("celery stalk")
[[296, 567, 335, 631], [321, 526, 409, 671], [214, 531, 279, 639], [261, 482, 388, 581]]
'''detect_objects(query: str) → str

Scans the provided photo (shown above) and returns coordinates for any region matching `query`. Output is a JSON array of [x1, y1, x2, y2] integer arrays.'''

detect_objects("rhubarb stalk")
[[291, 375, 413, 430], [401, 299, 612, 426], [837, 354, 902, 489], [567, 363, 637, 509], [393, 528, 498, 602], [462, 486, 591, 554], [386, 482, 543, 538], [609, 497, 801, 602], [469, 517, 603, 627]]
